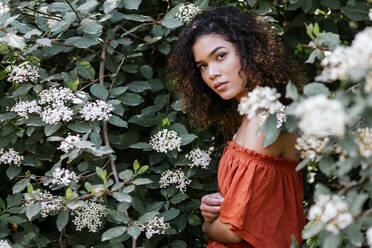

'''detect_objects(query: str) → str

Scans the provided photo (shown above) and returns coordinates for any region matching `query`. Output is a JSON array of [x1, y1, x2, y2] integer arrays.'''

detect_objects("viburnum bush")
[[0, 0, 370, 247]]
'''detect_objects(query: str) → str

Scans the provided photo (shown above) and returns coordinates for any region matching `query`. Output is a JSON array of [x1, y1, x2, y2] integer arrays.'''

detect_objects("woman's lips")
[[214, 81, 228, 90]]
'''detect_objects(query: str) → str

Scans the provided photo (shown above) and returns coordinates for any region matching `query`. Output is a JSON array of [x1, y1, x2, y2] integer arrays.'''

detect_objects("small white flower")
[[79, 100, 114, 121], [25, 191, 63, 218], [39, 87, 76, 108], [295, 135, 329, 160], [72, 201, 108, 232], [7, 62, 39, 84], [176, 3, 201, 23], [308, 194, 353, 234], [185, 148, 211, 169], [355, 127, 372, 158], [366, 227, 372, 248], [150, 129, 182, 153], [159, 169, 191, 193], [0, 239, 11, 248], [58, 134, 81, 153], [139, 216, 170, 239], [10, 100, 42, 119], [0, 2, 10, 15], [40, 105, 73, 124], [0, 148, 23, 166], [295, 95, 346, 138], [238, 86, 286, 128], [52, 168, 78, 186]]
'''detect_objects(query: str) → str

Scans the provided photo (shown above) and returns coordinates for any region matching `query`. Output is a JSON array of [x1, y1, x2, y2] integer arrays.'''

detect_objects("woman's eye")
[[217, 53, 226, 60], [199, 64, 207, 71]]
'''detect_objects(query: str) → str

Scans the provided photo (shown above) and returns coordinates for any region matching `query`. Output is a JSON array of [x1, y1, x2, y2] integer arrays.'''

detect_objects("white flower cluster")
[[79, 100, 114, 121], [10, 100, 41, 119], [355, 127, 372, 158], [238, 86, 286, 128], [185, 148, 211, 169], [25, 191, 63, 218], [0, 240, 11, 248], [367, 227, 372, 248], [320, 27, 372, 85], [295, 136, 329, 161], [150, 129, 182, 153], [295, 95, 346, 138], [0, 2, 10, 15], [0, 148, 23, 166], [159, 169, 191, 193], [7, 62, 39, 84], [369, 8, 372, 21], [58, 134, 81, 153], [38, 87, 76, 124], [139, 216, 170, 239], [52, 168, 78, 186], [72, 201, 108, 232], [308, 194, 353, 234], [176, 3, 201, 23]]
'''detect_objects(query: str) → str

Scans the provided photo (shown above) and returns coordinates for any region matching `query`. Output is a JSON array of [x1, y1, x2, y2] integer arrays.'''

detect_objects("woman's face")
[[192, 34, 246, 101]]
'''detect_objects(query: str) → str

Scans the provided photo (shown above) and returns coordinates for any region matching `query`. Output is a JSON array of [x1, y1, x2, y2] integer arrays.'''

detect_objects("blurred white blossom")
[[79, 100, 114, 121], [320, 27, 372, 82], [25, 191, 63, 218], [238, 86, 286, 128], [0, 2, 10, 15], [7, 62, 39, 84], [176, 3, 201, 23], [10, 100, 41, 119], [308, 194, 353, 234], [185, 148, 211, 169], [150, 129, 182, 153], [295, 135, 329, 160], [52, 168, 78, 186], [367, 227, 372, 248], [159, 169, 191, 193], [139, 216, 170, 239], [39, 87, 76, 108], [295, 95, 346, 138], [369, 9, 372, 21], [355, 127, 372, 158], [0, 240, 11, 248], [0, 148, 23, 166], [40, 105, 73, 124], [58, 134, 81, 153], [72, 201, 108, 232], [365, 71, 372, 93]]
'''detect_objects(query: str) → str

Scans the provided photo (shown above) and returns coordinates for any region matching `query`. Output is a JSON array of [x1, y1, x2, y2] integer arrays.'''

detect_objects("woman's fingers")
[[200, 192, 224, 222], [201, 193, 224, 206], [200, 203, 220, 213]]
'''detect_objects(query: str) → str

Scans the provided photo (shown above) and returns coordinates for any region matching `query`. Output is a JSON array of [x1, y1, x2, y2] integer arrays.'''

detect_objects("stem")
[[23, 7, 63, 20], [59, 228, 64, 248], [64, 0, 81, 22]]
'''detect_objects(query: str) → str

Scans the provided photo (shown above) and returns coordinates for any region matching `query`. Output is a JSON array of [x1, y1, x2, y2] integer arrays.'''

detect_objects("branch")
[[23, 7, 63, 21], [64, 0, 81, 22]]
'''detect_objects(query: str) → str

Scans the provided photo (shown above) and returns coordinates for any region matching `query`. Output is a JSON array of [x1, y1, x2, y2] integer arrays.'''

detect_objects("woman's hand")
[[200, 192, 224, 222]]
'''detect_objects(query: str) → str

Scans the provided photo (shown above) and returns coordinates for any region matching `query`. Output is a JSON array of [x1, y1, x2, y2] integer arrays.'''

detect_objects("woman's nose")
[[208, 64, 221, 80]]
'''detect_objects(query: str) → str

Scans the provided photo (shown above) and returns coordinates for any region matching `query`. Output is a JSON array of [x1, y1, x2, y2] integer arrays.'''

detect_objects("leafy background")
[[0, 0, 371, 247]]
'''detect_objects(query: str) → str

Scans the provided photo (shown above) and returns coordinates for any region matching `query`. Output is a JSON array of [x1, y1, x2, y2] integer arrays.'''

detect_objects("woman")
[[168, 7, 306, 248]]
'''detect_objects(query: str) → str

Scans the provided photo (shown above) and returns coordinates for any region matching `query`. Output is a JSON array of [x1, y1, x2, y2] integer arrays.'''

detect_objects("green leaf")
[[129, 142, 152, 149], [132, 178, 152, 185], [128, 114, 156, 127], [341, 3, 369, 21], [323, 233, 341, 248], [26, 202, 41, 220], [158, 41, 171, 55], [110, 86, 128, 96], [102, 226, 127, 241], [79, 18, 102, 36], [11, 84, 33, 98], [120, 93, 144, 106], [0, 33, 25, 50], [188, 214, 202, 226], [295, 157, 311, 171], [56, 210, 69, 231], [67, 122, 91, 133], [120, 14, 154, 22], [285, 81, 299, 101], [140, 65, 153, 79], [321, 0, 340, 9], [133, 159, 140, 172], [123, 0, 142, 10], [137, 165, 148, 175], [159, 208, 180, 221], [96, 167, 107, 181], [303, 83, 330, 97], [90, 83, 108, 100], [44, 123, 61, 136], [302, 222, 323, 239], [77, 61, 95, 80], [103, 0, 120, 13], [12, 178, 30, 194], [137, 211, 158, 224], [6, 165, 22, 180], [113, 192, 132, 203], [108, 115, 128, 127], [69, 68, 79, 91], [119, 170, 133, 181], [77, 0, 99, 14], [263, 115, 281, 147], [180, 134, 198, 146], [161, 5, 184, 29], [127, 81, 151, 93], [127, 225, 141, 239], [171, 240, 187, 248]]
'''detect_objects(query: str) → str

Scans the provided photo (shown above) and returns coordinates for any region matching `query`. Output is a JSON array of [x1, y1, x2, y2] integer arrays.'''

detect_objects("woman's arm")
[[202, 218, 242, 243]]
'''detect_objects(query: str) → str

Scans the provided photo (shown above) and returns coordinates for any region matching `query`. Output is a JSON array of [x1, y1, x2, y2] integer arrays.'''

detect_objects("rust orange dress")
[[207, 141, 306, 248]]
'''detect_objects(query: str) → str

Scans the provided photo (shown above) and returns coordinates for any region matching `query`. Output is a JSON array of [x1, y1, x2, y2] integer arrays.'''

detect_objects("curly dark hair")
[[168, 7, 306, 137]]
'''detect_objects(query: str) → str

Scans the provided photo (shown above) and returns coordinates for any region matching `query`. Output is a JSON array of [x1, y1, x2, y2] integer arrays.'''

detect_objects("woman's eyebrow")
[[195, 46, 226, 65]]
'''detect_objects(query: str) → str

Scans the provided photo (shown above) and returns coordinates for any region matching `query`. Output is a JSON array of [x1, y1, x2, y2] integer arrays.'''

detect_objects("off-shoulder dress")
[[206, 141, 306, 248]]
